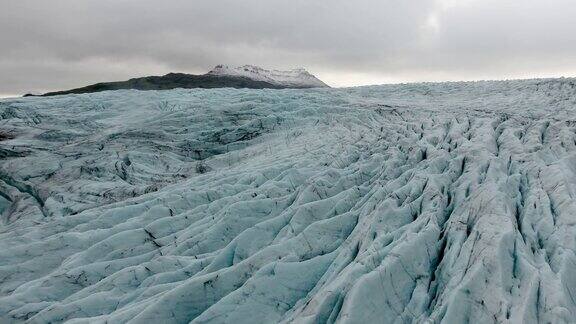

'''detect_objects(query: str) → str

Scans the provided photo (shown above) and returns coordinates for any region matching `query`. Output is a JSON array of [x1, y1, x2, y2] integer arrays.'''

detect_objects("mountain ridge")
[[38, 65, 329, 97]]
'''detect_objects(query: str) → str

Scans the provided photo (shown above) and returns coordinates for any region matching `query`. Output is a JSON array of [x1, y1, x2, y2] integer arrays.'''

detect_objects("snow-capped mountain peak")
[[207, 64, 329, 88]]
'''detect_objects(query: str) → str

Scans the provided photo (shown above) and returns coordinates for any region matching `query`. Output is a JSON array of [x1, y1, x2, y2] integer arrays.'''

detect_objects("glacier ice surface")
[[2, 79, 576, 323]]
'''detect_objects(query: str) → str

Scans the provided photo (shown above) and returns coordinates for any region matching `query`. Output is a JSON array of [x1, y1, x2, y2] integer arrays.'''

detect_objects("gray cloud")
[[1, 0, 576, 95]]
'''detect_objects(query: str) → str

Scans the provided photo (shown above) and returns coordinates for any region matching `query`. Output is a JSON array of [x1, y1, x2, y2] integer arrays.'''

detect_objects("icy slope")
[[2, 79, 576, 323], [208, 65, 329, 88]]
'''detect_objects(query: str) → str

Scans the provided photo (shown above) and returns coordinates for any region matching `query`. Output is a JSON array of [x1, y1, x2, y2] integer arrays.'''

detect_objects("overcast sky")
[[2, 0, 576, 96]]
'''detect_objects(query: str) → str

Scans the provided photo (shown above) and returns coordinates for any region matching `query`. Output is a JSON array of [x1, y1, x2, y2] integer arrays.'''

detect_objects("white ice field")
[[2, 79, 576, 323]]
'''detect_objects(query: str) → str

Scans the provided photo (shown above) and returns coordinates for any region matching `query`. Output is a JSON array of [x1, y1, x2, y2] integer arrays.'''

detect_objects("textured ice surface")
[[2, 79, 576, 323]]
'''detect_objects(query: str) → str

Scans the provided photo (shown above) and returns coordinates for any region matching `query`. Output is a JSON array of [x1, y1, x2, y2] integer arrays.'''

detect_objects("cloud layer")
[[2, 0, 576, 94]]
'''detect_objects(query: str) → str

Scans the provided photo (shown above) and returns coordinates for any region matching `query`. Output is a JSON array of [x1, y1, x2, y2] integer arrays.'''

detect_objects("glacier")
[[1, 79, 576, 323]]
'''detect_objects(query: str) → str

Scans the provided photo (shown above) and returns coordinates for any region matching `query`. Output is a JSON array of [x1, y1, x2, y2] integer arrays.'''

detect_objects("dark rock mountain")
[[39, 66, 329, 97]]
